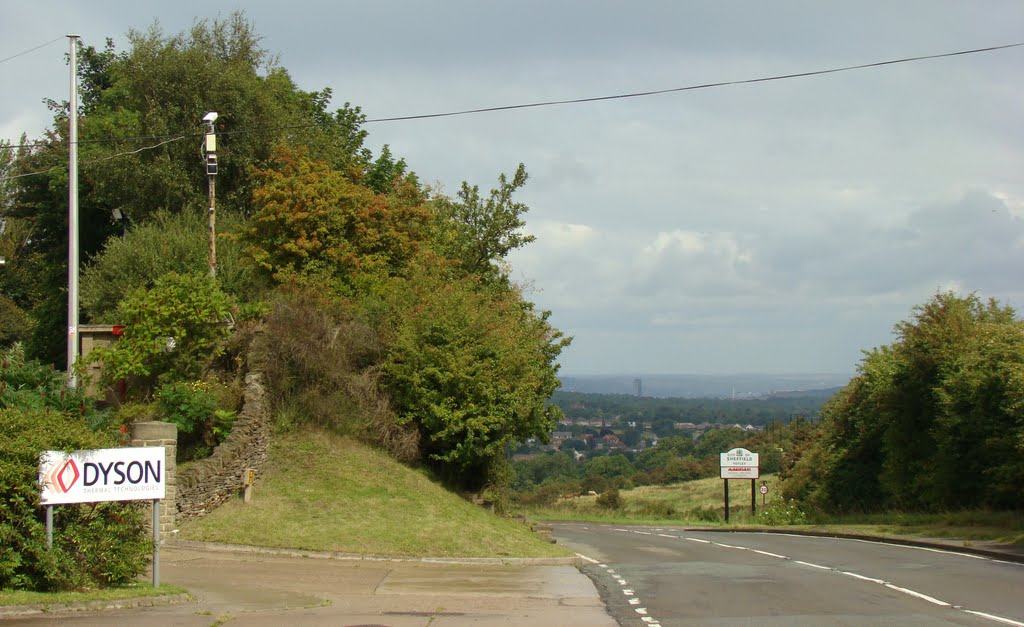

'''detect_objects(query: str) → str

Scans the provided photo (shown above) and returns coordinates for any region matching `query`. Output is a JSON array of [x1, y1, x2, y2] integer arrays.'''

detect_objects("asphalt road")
[[552, 523, 1024, 627]]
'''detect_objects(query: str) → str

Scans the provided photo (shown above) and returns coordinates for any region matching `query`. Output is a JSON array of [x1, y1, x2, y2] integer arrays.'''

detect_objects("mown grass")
[[0, 584, 188, 607], [178, 430, 571, 558], [521, 475, 1024, 545]]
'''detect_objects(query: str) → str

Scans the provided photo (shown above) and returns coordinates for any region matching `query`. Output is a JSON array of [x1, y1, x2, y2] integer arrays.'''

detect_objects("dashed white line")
[[635, 607, 648, 615], [623, 589, 634, 596], [839, 570, 887, 585], [628, 598, 640, 605], [685, 537, 711, 544], [795, 560, 831, 570], [658, 533, 677, 539], [633, 531, 652, 535], [751, 549, 788, 559]]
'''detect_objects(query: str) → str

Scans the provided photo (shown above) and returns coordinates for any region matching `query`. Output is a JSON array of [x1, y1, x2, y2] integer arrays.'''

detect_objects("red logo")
[[46, 459, 81, 493]]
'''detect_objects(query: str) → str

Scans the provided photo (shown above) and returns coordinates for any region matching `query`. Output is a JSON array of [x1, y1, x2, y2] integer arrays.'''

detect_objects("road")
[[552, 523, 1024, 627]]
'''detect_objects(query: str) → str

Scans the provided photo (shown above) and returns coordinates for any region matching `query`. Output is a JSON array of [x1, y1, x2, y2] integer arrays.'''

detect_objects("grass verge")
[[0, 584, 187, 607], [178, 429, 571, 558], [520, 475, 1024, 546]]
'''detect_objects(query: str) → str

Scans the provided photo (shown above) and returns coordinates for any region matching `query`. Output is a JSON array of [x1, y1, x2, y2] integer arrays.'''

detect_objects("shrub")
[[156, 381, 235, 461], [757, 499, 810, 526], [88, 272, 234, 397], [0, 407, 150, 591], [596, 488, 623, 510]]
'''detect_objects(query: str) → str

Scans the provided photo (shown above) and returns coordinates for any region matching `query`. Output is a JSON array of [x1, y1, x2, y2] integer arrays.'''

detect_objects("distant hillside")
[[558, 373, 852, 399]]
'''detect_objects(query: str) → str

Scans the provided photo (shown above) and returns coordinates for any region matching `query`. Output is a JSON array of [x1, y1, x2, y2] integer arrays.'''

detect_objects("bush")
[[757, 499, 810, 526], [596, 488, 623, 510], [88, 272, 234, 397], [0, 407, 150, 591], [156, 381, 236, 461]]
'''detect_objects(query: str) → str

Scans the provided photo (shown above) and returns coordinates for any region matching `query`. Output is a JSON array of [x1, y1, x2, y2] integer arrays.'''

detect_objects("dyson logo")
[[47, 459, 81, 494]]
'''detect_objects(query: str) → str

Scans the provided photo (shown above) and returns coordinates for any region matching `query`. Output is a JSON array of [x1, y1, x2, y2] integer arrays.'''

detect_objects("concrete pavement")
[[1, 542, 617, 626]]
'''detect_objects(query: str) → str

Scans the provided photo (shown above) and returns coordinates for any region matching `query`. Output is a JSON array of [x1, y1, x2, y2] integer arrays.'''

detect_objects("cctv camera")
[[203, 111, 218, 123]]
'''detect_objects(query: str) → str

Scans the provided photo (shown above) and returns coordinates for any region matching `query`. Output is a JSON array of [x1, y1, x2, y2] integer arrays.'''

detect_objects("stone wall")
[[129, 421, 177, 535], [175, 370, 271, 523]]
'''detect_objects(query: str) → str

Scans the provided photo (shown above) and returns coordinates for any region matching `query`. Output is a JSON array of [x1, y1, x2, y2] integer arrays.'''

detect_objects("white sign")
[[720, 466, 760, 479], [720, 447, 759, 468], [39, 447, 166, 505], [759, 484, 769, 495]]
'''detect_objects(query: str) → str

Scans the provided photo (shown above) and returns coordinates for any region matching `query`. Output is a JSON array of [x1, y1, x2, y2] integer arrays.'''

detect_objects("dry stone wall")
[[175, 369, 271, 523]]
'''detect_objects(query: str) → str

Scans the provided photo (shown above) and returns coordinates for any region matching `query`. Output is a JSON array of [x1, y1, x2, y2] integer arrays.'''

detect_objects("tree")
[[240, 146, 431, 286], [432, 164, 534, 280], [380, 265, 570, 489], [787, 292, 1024, 512]]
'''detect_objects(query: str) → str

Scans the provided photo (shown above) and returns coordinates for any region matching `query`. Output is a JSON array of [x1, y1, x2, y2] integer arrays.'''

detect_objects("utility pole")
[[203, 112, 218, 277], [67, 34, 80, 388]]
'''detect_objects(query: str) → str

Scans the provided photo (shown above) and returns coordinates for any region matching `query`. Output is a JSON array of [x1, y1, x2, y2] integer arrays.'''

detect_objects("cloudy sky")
[[3, 2, 1024, 376]]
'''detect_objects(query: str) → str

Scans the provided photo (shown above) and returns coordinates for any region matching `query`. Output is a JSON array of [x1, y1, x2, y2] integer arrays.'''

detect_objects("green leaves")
[[787, 292, 1024, 512], [380, 269, 569, 488], [88, 272, 233, 394]]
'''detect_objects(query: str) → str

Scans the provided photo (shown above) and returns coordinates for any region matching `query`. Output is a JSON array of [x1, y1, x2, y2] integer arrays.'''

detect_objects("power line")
[[363, 41, 1024, 122], [3, 40, 1023, 162], [0, 36, 64, 66], [0, 136, 189, 183]]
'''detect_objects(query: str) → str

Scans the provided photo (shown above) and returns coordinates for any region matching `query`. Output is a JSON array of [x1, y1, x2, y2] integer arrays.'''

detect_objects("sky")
[[2, 1, 1024, 376]]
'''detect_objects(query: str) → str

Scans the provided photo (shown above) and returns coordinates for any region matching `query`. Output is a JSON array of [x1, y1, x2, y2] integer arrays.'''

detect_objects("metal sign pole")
[[751, 478, 756, 515], [46, 506, 53, 549], [724, 479, 730, 523], [152, 499, 160, 588]]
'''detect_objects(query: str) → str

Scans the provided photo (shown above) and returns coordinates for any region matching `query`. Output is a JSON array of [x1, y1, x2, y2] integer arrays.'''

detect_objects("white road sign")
[[39, 447, 166, 505]]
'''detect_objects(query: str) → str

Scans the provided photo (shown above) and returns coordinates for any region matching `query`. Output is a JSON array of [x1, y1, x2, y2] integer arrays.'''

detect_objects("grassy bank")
[[521, 475, 1024, 545], [178, 430, 571, 558]]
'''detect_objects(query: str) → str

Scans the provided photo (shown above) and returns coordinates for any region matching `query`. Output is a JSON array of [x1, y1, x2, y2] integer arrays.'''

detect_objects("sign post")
[[720, 448, 759, 521], [39, 447, 166, 587]]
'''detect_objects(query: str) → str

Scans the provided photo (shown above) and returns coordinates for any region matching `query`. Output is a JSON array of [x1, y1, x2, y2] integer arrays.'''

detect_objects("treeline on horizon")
[[550, 389, 834, 427]]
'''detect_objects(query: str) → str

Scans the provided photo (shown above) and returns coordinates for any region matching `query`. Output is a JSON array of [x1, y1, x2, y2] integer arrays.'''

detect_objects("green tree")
[[432, 164, 534, 280], [380, 266, 569, 489]]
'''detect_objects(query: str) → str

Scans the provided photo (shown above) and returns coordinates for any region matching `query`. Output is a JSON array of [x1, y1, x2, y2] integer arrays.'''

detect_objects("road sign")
[[721, 466, 759, 479], [759, 484, 768, 495], [720, 447, 759, 468]]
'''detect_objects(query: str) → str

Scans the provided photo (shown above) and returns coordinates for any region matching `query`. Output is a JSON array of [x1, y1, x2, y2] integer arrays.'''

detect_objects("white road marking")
[[634, 531, 652, 535], [751, 549, 788, 559], [635, 607, 648, 615], [685, 537, 711, 544], [795, 560, 831, 570], [623, 589, 634, 596], [658, 533, 677, 539], [838, 571, 887, 585], [629, 598, 640, 605], [616, 579, 627, 585], [963, 610, 1024, 626], [576, 553, 600, 564], [884, 583, 950, 607]]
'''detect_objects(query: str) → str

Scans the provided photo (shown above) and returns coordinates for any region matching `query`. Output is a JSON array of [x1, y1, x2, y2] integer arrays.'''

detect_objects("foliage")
[[380, 266, 570, 488], [431, 164, 534, 280], [155, 380, 235, 461], [88, 272, 233, 395], [0, 406, 149, 591], [239, 145, 431, 286], [596, 488, 623, 510], [81, 210, 265, 322], [786, 292, 1024, 512], [757, 499, 809, 526], [3, 13, 376, 365], [0, 344, 86, 416], [260, 284, 419, 461]]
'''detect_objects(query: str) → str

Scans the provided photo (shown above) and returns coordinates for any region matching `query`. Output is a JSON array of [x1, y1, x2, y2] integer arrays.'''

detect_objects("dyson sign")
[[40, 447, 166, 505]]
